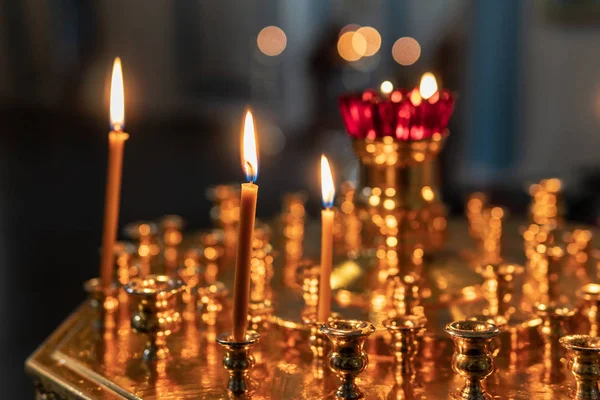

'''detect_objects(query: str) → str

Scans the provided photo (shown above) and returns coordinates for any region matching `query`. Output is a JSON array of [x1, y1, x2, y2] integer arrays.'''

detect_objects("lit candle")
[[419, 72, 438, 100], [317, 155, 335, 322], [99, 58, 129, 289], [232, 110, 259, 341]]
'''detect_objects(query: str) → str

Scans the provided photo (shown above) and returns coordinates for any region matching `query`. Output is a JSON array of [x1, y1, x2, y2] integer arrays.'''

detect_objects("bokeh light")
[[356, 26, 381, 56], [338, 31, 366, 62], [257, 26, 287, 56], [380, 80, 393, 95], [419, 72, 438, 99], [392, 37, 421, 66], [351, 31, 367, 57]]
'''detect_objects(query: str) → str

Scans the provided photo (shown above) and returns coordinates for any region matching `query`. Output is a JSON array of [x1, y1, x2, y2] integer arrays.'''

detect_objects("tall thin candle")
[[317, 155, 335, 322], [232, 110, 259, 341], [100, 58, 129, 289]]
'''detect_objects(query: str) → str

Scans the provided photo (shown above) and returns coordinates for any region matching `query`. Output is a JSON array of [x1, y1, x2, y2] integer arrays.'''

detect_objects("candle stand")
[[83, 277, 119, 332], [216, 331, 261, 396], [26, 209, 600, 399], [444, 320, 500, 400], [560, 335, 600, 400], [125, 275, 184, 361], [321, 319, 375, 400], [23, 89, 600, 398]]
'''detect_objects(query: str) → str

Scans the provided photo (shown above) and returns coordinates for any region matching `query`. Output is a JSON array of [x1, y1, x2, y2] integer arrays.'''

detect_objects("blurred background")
[[1, 0, 600, 397]]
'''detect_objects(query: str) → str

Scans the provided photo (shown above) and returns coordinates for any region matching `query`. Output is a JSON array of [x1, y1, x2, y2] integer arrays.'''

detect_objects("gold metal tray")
[[26, 219, 594, 399]]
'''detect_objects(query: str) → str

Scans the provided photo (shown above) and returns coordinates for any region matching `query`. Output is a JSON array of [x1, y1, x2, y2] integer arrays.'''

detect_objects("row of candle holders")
[[80, 176, 600, 399], [84, 267, 600, 400]]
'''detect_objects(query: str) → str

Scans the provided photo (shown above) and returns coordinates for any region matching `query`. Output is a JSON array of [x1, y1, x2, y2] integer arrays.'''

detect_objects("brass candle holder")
[[466, 192, 488, 244], [125, 275, 184, 361], [466, 315, 507, 358], [297, 260, 320, 313], [535, 302, 577, 346], [125, 221, 160, 277], [302, 312, 340, 361], [113, 241, 137, 287], [479, 262, 523, 319], [390, 272, 423, 317], [382, 315, 426, 375], [579, 283, 600, 337], [320, 319, 375, 400], [248, 230, 275, 332], [444, 320, 500, 400], [352, 134, 447, 260], [83, 277, 119, 332], [160, 214, 184, 273], [216, 331, 261, 396], [197, 282, 228, 326], [560, 335, 600, 400]]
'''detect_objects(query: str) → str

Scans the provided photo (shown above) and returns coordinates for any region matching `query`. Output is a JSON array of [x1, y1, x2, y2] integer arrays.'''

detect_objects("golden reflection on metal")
[[529, 179, 564, 227], [298, 260, 320, 312], [445, 320, 500, 400], [27, 187, 600, 399], [479, 206, 505, 265], [198, 230, 225, 285], [113, 241, 136, 286], [207, 185, 240, 258], [125, 275, 184, 361], [353, 133, 448, 262], [535, 302, 575, 384], [125, 221, 160, 278], [481, 263, 523, 319], [247, 224, 275, 332], [282, 192, 307, 290], [321, 319, 375, 399], [160, 215, 184, 272], [466, 314, 506, 359], [560, 335, 600, 400], [535, 302, 576, 346], [198, 282, 228, 327], [465, 192, 488, 242], [390, 274, 422, 318], [302, 312, 341, 363], [83, 277, 119, 332], [216, 331, 261, 396], [335, 181, 363, 256], [383, 315, 426, 380], [580, 283, 600, 337]]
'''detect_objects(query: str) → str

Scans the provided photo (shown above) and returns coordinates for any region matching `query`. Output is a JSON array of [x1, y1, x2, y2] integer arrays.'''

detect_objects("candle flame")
[[110, 57, 125, 131], [242, 110, 258, 183], [419, 72, 437, 100], [321, 155, 335, 208]]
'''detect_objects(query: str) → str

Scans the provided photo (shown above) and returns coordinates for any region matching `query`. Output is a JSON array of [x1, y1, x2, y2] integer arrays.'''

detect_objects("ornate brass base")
[[445, 320, 500, 400], [321, 319, 375, 400], [216, 331, 261, 396], [83, 277, 119, 332], [125, 275, 184, 361], [560, 335, 600, 400], [352, 134, 448, 258]]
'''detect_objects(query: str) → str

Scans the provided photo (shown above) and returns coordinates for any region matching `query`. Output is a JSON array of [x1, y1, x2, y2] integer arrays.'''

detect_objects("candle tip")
[[321, 155, 335, 209], [110, 57, 125, 131], [242, 110, 259, 183]]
